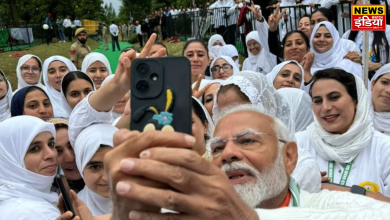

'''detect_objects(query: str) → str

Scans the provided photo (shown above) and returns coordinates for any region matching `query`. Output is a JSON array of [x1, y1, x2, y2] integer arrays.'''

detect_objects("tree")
[[0, 0, 105, 23]]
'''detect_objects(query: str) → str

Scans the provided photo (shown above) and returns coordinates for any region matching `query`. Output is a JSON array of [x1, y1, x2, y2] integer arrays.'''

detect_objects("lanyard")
[[328, 160, 354, 186]]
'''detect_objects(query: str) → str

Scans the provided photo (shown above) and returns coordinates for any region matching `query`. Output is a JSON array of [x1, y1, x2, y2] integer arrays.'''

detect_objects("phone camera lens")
[[136, 63, 150, 77], [136, 80, 150, 94]]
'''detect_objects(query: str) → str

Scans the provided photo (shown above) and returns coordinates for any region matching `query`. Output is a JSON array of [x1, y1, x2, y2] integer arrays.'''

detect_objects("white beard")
[[221, 153, 288, 208]]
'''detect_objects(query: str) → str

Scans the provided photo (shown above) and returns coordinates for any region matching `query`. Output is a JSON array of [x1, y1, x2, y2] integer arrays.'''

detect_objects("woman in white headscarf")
[[0, 70, 13, 122], [296, 68, 390, 196], [0, 116, 64, 219], [278, 88, 313, 132], [370, 63, 390, 136], [43, 56, 77, 118], [242, 30, 276, 74], [209, 55, 239, 80], [15, 54, 45, 92], [267, 60, 306, 90], [208, 34, 226, 58], [81, 52, 113, 89], [212, 70, 321, 193], [74, 123, 118, 216], [217, 44, 240, 68], [310, 21, 362, 77]]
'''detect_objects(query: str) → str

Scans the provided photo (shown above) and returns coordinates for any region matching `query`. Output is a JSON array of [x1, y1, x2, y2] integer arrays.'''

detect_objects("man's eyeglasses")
[[211, 64, 233, 73], [210, 131, 287, 156], [20, 66, 41, 73]]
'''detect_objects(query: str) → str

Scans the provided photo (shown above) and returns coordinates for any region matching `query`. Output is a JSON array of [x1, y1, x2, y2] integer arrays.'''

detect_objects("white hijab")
[[370, 64, 390, 135], [75, 123, 118, 216], [208, 34, 226, 58], [267, 60, 305, 90], [217, 45, 240, 68], [310, 21, 362, 77], [212, 71, 296, 139], [0, 71, 13, 122], [43, 56, 77, 119], [60, 72, 96, 116], [278, 88, 313, 132], [243, 31, 276, 74], [307, 74, 374, 163], [0, 116, 58, 205], [210, 56, 240, 79], [16, 54, 45, 91], [81, 52, 113, 76]]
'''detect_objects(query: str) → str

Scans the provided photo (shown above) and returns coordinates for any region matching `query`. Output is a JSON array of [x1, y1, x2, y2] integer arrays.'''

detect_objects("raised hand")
[[192, 74, 211, 99], [247, 1, 262, 22], [268, 3, 287, 32]]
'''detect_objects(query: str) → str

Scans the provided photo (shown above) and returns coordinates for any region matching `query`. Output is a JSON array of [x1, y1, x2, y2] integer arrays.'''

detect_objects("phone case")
[[55, 173, 75, 219], [131, 57, 192, 135]]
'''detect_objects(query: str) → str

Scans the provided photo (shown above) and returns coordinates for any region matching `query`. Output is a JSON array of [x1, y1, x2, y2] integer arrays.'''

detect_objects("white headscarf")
[[60, 71, 96, 116], [208, 34, 226, 58], [370, 63, 390, 134], [81, 52, 113, 76], [16, 54, 45, 91], [278, 88, 313, 132], [0, 116, 58, 205], [310, 21, 362, 77], [217, 45, 240, 68], [210, 56, 240, 79], [0, 70, 13, 122], [43, 56, 77, 119], [243, 31, 276, 74], [307, 74, 374, 163], [212, 71, 296, 139], [267, 60, 305, 90], [75, 123, 118, 216]]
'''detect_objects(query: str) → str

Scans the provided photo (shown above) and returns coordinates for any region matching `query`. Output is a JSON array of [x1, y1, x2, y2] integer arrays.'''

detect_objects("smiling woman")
[[267, 60, 305, 90], [310, 22, 362, 77], [43, 56, 78, 118], [15, 54, 45, 91], [74, 123, 118, 216], [370, 64, 390, 136], [0, 116, 61, 219], [81, 52, 113, 89], [210, 56, 239, 80], [11, 86, 53, 121], [296, 68, 390, 196]]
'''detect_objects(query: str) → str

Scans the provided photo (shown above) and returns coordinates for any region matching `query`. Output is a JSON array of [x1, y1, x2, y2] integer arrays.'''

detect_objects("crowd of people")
[[1, 0, 390, 219]]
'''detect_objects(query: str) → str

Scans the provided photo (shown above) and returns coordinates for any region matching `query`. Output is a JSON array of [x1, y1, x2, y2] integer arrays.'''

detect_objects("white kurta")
[[296, 130, 390, 196], [255, 189, 390, 219], [68, 92, 114, 147], [0, 198, 60, 220]]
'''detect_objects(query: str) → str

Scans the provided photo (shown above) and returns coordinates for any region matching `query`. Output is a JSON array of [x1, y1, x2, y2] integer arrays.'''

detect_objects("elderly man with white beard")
[[104, 104, 390, 220]]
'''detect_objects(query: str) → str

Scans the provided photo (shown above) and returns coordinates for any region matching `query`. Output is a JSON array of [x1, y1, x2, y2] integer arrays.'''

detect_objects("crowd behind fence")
[[161, 2, 352, 55]]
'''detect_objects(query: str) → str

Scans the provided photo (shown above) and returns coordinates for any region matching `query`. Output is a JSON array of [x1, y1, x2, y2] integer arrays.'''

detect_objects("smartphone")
[[130, 57, 192, 135], [55, 168, 76, 219]]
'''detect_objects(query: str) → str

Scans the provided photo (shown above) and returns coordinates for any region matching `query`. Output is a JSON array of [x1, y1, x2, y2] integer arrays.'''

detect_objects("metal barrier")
[[156, 3, 353, 56], [0, 22, 47, 52]]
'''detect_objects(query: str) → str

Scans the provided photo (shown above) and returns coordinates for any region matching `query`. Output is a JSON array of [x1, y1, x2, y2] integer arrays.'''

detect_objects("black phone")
[[55, 169, 76, 219], [130, 57, 192, 135]]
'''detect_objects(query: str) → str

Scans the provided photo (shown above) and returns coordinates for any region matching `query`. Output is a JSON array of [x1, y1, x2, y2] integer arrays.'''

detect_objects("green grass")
[[0, 40, 101, 91], [93, 41, 134, 73]]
